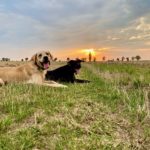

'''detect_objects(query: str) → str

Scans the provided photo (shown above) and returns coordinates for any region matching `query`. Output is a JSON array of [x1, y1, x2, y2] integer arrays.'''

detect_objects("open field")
[[0, 61, 150, 149]]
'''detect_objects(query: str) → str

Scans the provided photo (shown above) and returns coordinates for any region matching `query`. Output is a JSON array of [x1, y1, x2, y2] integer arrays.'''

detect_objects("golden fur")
[[0, 51, 67, 87]]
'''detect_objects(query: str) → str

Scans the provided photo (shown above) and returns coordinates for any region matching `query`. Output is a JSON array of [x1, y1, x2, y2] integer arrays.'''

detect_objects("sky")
[[0, 0, 150, 60]]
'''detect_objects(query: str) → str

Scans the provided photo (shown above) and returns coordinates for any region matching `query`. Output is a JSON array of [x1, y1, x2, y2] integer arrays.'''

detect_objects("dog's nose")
[[43, 56, 48, 62]]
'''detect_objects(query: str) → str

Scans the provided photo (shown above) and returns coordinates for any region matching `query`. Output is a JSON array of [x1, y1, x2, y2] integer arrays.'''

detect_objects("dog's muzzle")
[[42, 56, 50, 69], [75, 69, 80, 74]]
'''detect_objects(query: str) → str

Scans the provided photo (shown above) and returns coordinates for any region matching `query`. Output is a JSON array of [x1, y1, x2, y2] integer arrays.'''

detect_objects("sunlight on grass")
[[0, 62, 150, 149]]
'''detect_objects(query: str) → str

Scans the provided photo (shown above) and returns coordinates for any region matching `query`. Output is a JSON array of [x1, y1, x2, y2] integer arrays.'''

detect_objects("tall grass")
[[0, 62, 149, 149]]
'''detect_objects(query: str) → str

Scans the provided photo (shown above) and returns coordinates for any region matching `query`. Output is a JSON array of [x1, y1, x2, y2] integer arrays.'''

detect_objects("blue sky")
[[0, 0, 150, 60]]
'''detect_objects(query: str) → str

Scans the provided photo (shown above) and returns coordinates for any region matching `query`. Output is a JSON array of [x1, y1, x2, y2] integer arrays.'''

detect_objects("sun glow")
[[82, 48, 96, 56]]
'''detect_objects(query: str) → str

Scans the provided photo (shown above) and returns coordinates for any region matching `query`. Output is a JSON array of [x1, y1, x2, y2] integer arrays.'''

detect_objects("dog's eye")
[[38, 54, 42, 58]]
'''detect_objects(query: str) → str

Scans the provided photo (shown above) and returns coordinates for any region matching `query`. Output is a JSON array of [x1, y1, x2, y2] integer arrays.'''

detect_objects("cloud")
[[136, 17, 150, 31], [107, 36, 120, 41], [129, 36, 142, 40], [129, 34, 150, 40], [0, 0, 150, 59]]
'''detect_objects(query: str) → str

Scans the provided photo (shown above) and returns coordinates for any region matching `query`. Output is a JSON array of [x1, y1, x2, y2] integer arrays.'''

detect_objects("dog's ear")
[[49, 53, 53, 60], [46, 51, 53, 60], [67, 60, 74, 65], [30, 53, 37, 62]]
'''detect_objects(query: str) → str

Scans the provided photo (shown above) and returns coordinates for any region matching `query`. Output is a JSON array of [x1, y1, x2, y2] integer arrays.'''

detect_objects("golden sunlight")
[[82, 49, 96, 56]]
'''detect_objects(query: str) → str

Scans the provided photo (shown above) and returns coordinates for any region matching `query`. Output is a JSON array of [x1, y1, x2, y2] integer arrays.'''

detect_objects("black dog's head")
[[67, 59, 84, 74]]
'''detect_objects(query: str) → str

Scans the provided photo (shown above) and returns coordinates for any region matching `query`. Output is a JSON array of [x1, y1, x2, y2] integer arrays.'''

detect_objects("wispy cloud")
[[0, 0, 150, 60], [136, 17, 150, 31]]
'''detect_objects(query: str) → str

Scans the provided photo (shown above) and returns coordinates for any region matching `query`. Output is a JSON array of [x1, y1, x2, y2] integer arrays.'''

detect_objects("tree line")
[[0, 58, 10, 61], [65, 55, 141, 62], [104, 55, 141, 62], [0, 55, 142, 62]]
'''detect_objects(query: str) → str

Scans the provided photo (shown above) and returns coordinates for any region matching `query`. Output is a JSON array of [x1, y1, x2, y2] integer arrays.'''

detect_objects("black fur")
[[45, 59, 90, 83]]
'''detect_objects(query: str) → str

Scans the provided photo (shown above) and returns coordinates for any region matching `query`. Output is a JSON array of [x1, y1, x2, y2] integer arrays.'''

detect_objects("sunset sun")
[[82, 49, 96, 56]]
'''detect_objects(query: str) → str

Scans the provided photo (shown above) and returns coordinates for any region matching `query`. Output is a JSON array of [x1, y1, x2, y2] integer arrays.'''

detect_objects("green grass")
[[0, 62, 150, 149]]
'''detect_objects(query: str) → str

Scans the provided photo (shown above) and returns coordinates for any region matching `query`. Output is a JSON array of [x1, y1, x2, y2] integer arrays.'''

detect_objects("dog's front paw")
[[0, 79, 5, 86]]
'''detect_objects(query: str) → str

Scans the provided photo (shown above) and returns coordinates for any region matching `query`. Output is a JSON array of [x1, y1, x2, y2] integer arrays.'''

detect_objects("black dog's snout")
[[43, 56, 49, 62]]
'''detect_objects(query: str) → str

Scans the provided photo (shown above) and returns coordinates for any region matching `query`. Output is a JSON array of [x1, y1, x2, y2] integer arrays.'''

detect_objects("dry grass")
[[0, 61, 150, 149]]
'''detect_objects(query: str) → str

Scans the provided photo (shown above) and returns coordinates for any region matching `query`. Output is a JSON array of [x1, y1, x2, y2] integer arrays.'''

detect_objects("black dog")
[[45, 59, 90, 83]]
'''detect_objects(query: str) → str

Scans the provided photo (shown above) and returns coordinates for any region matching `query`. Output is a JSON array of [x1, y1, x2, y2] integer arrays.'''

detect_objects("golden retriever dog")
[[0, 51, 67, 87]]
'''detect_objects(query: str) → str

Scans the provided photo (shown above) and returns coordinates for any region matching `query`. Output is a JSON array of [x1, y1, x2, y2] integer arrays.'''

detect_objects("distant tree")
[[126, 57, 129, 62], [5, 58, 9, 61], [81, 58, 87, 62], [135, 55, 141, 61], [25, 57, 28, 61], [21, 59, 24, 61], [2, 58, 10, 61], [102, 56, 106, 61], [116, 58, 120, 61], [53, 58, 57, 61], [107, 59, 114, 62], [131, 57, 135, 61], [67, 57, 70, 61], [89, 52, 92, 62], [121, 56, 125, 61], [93, 57, 96, 62]]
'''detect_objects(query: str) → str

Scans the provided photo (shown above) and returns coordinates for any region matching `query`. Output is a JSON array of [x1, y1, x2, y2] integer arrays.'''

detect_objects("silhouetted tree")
[[67, 57, 70, 61], [107, 59, 114, 62], [93, 57, 96, 62], [2, 58, 10, 61], [131, 57, 135, 61], [53, 58, 57, 61], [21, 59, 24, 61], [121, 56, 125, 61], [102, 56, 106, 61], [81, 58, 87, 62], [89, 52, 92, 62], [135, 55, 141, 61], [126, 57, 129, 62], [116, 58, 120, 61], [25, 58, 28, 61]]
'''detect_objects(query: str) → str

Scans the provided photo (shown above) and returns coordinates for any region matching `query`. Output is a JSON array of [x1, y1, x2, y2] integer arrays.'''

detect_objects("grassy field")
[[0, 61, 150, 150]]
